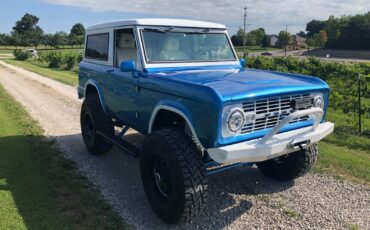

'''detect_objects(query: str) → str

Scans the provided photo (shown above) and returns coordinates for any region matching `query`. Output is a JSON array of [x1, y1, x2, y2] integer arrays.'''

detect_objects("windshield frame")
[[138, 26, 238, 65]]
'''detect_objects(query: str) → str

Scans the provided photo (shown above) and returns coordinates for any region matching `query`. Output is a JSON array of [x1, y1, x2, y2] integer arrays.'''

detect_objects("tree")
[[248, 28, 266, 45], [306, 20, 326, 37], [261, 35, 271, 47], [305, 12, 370, 49], [236, 28, 246, 37], [43, 34, 54, 48], [68, 33, 78, 48], [70, 23, 85, 47], [277, 31, 291, 48], [12, 13, 40, 35], [53, 31, 68, 48], [27, 27, 44, 49], [306, 38, 315, 47], [9, 34, 22, 49], [70, 23, 85, 36], [231, 35, 243, 46], [246, 33, 257, 46], [12, 13, 44, 48], [297, 31, 306, 38], [318, 30, 328, 46], [0, 34, 6, 47]]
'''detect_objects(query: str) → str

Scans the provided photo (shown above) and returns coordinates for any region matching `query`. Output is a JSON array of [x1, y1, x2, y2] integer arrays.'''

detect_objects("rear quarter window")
[[85, 33, 109, 61]]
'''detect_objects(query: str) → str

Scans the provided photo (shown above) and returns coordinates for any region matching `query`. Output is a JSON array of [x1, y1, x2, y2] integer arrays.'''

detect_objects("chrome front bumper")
[[207, 108, 334, 164]]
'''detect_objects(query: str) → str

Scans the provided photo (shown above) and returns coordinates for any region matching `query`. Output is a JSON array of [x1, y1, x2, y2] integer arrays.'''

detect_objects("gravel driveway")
[[0, 60, 369, 229]]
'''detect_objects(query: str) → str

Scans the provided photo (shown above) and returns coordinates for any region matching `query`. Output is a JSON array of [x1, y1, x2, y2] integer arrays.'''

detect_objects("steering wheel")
[[195, 50, 212, 60]]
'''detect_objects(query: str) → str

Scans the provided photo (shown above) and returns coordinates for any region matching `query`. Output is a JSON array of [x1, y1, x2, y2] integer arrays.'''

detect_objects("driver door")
[[103, 28, 140, 127]]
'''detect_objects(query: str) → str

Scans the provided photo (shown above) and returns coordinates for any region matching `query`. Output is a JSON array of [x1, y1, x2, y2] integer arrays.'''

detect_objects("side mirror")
[[120, 60, 136, 72], [239, 58, 246, 67]]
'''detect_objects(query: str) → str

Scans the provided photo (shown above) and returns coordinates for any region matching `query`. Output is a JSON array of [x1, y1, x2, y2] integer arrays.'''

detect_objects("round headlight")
[[227, 109, 245, 132], [313, 95, 324, 109]]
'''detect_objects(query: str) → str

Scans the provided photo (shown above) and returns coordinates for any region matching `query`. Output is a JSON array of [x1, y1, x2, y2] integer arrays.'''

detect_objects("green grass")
[[0, 84, 129, 229], [283, 208, 300, 218], [2, 58, 78, 86], [234, 46, 282, 53], [313, 108, 370, 186], [0, 49, 13, 54]]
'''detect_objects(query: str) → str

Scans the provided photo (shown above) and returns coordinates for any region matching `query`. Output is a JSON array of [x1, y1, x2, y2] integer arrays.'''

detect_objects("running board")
[[97, 130, 141, 158], [206, 162, 254, 175]]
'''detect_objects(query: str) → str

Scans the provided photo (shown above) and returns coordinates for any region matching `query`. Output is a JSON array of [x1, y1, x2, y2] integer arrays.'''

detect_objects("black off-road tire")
[[256, 144, 318, 181], [80, 94, 114, 155], [140, 128, 208, 224]]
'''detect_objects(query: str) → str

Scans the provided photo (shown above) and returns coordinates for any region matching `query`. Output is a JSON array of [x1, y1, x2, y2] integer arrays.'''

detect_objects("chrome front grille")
[[241, 94, 313, 134]]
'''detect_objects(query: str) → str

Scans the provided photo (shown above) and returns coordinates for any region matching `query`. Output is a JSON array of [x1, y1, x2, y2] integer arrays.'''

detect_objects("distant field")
[[0, 45, 82, 50], [0, 46, 82, 55]]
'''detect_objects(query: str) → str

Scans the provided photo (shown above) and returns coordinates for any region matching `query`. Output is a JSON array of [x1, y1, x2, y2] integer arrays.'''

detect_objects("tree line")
[[305, 11, 370, 50], [231, 11, 370, 50], [0, 13, 85, 49]]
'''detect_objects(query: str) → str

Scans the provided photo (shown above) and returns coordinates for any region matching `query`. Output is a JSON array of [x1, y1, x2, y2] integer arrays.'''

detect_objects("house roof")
[[87, 18, 227, 31]]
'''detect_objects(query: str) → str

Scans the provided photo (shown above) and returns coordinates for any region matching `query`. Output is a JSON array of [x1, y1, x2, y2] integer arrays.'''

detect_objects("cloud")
[[45, 0, 370, 32]]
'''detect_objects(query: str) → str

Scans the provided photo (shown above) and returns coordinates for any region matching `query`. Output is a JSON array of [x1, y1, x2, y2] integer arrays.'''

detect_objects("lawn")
[[0, 49, 14, 54], [2, 58, 78, 86], [314, 108, 370, 186], [0, 84, 129, 229]]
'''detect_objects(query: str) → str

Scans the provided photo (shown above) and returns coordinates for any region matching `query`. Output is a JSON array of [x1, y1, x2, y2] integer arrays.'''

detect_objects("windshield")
[[141, 30, 236, 63]]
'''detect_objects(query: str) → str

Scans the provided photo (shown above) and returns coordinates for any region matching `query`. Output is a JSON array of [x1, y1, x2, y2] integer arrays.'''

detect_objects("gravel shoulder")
[[0, 60, 369, 229]]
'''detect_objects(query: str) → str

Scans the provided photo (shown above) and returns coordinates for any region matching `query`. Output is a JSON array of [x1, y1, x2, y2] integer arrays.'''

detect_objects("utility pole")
[[243, 6, 247, 58], [285, 25, 288, 57]]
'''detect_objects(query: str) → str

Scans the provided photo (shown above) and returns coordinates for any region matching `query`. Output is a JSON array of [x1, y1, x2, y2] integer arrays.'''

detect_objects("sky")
[[0, 0, 369, 35]]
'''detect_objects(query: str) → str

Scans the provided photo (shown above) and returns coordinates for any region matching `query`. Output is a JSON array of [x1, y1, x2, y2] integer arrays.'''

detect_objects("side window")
[[115, 28, 137, 67], [85, 33, 109, 61]]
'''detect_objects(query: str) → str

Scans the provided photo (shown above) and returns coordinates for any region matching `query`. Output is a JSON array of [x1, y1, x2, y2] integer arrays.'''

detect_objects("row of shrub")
[[38, 51, 83, 70], [246, 56, 370, 133], [13, 49, 82, 70], [13, 49, 32, 60]]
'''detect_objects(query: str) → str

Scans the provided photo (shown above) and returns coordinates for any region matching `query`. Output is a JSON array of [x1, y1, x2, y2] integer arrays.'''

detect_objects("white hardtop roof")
[[87, 18, 227, 31]]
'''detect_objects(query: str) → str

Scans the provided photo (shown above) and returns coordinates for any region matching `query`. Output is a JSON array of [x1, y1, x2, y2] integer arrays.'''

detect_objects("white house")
[[268, 35, 278, 47]]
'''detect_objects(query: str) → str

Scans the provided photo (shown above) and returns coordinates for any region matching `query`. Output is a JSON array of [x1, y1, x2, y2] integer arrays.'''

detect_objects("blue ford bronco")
[[78, 18, 334, 223]]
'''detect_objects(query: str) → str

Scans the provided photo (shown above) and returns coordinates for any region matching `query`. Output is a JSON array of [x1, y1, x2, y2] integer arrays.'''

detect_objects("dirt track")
[[0, 60, 369, 229]]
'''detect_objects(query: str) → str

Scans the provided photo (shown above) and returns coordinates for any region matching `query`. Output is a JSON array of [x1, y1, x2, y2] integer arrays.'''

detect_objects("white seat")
[[159, 37, 189, 60], [116, 33, 137, 67]]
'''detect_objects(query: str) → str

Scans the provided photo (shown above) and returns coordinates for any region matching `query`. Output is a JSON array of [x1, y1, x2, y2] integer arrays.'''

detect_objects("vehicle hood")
[[150, 68, 329, 102]]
